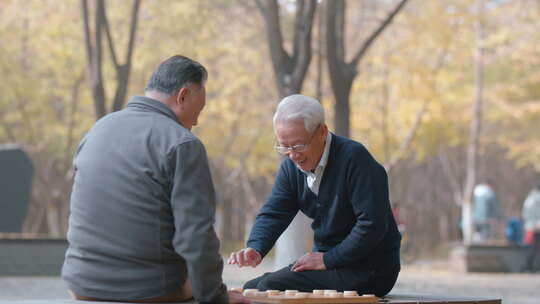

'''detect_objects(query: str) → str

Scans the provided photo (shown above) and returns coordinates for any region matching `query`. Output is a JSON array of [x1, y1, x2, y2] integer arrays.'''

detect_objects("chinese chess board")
[[233, 288, 379, 304]]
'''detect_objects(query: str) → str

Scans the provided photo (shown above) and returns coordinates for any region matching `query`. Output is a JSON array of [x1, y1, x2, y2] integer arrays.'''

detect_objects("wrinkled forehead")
[[274, 118, 306, 132], [274, 120, 309, 144]]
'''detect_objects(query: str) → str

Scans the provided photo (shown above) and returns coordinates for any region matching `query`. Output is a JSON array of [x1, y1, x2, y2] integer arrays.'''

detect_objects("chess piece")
[[312, 289, 325, 296], [344, 290, 359, 297], [285, 289, 298, 296], [256, 291, 268, 298], [294, 292, 310, 298], [324, 290, 338, 297], [243, 289, 258, 297]]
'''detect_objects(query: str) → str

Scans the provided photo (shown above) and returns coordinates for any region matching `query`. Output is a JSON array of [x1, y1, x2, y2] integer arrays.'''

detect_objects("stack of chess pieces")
[[230, 287, 377, 301]]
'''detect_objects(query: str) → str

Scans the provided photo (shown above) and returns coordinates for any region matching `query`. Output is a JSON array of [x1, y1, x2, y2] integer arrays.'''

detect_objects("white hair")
[[273, 94, 325, 133]]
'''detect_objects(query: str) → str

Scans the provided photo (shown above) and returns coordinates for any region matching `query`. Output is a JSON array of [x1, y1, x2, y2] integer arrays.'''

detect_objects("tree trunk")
[[81, 0, 105, 119], [274, 212, 313, 269], [462, 0, 485, 245], [256, 0, 316, 98], [315, 2, 324, 101], [326, 0, 408, 138], [110, 0, 141, 112], [81, 0, 140, 120], [333, 77, 354, 137], [255, 0, 317, 269]]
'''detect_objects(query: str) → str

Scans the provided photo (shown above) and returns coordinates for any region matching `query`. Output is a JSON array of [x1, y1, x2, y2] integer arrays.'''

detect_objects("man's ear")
[[176, 87, 189, 105], [320, 123, 329, 137]]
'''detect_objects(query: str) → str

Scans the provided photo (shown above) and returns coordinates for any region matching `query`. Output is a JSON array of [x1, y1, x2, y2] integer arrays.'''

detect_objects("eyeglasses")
[[275, 125, 320, 155]]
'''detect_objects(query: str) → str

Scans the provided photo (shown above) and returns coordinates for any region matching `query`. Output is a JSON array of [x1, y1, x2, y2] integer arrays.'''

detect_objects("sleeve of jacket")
[[246, 160, 299, 258], [169, 139, 228, 304], [323, 152, 390, 269]]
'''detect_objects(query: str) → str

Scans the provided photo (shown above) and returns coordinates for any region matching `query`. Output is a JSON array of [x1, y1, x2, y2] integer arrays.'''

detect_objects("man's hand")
[[227, 248, 262, 268], [228, 290, 251, 304], [291, 252, 326, 272]]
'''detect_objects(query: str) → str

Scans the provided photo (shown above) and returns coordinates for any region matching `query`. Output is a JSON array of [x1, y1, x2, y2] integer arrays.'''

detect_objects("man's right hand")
[[227, 248, 262, 267], [228, 290, 251, 304]]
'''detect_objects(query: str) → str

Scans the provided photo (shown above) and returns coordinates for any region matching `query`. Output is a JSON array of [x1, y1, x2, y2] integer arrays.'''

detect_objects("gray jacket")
[[62, 96, 227, 303]]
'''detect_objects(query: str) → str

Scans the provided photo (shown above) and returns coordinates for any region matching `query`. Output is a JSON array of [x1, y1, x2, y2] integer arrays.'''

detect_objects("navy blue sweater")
[[247, 134, 401, 273]]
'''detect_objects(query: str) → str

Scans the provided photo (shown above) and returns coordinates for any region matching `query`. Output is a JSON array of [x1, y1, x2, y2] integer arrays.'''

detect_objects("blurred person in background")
[[473, 180, 503, 242], [522, 182, 540, 272]]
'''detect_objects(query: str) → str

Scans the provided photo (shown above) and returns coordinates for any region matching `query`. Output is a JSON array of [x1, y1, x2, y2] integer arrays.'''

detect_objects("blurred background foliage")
[[0, 0, 538, 255]]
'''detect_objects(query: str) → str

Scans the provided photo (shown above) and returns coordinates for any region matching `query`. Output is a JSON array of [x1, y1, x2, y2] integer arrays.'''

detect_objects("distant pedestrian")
[[522, 182, 540, 272], [504, 216, 523, 246], [473, 180, 502, 242]]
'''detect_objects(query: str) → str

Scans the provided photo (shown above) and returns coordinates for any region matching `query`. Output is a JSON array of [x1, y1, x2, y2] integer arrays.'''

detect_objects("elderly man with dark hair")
[[229, 94, 401, 297], [62, 55, 248, 304]]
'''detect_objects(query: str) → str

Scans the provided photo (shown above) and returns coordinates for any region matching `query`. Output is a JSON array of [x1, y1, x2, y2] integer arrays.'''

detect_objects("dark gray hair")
[[145, 55, 207, 97], [273, 94, 325, 133]]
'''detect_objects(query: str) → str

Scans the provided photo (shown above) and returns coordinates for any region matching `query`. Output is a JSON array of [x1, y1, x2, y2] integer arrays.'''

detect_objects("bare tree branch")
[[385, 46, 450, 173], [385, 101, 428, 173], [81, 0, 105, 118], [326, 0, 409, 136], [326, 0, 354, 136], [81, 0, 140, 117], [438, 152, 464, 206], [291, 0, 317, 92], [125, 0, 141, 71], [461, 0, 486, 244], [315, 2, 324, 101], [81, 0, 107, 119], [325, 0, 346, 80], [64, 72, 85, 169], [291, 0, 305, 65], [111, 0, 141, 112], [351, 0, 409, 67], [102, 4, 119, 70], [257, 0, 316, 97], [81, 0, 93, 68], [256, 0, 289, 97]]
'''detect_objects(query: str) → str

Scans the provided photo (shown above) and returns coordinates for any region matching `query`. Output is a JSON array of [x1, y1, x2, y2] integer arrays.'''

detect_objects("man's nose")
[[289, 151, 302, 161]]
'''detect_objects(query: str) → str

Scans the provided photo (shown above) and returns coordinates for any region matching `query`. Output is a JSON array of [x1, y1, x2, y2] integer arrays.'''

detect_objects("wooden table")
[[0, 294, 502, 304], [246, 293, 501, 304], [381, 293, 501, 304]]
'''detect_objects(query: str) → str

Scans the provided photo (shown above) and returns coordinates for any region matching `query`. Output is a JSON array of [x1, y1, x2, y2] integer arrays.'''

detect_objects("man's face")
[[176, 83, 206, 130], [274, 120, 327, 171]]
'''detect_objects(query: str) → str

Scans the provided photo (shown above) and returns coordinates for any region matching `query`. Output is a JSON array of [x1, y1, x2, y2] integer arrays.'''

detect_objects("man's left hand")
[[291, 252, 326, 272]]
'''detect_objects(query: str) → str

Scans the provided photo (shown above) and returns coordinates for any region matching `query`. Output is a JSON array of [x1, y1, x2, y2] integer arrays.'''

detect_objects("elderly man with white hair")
[[228, 94, 401, 297]]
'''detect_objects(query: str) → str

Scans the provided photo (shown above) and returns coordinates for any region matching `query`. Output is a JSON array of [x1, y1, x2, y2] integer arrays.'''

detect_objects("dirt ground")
[[0, 259, 538, 304]]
